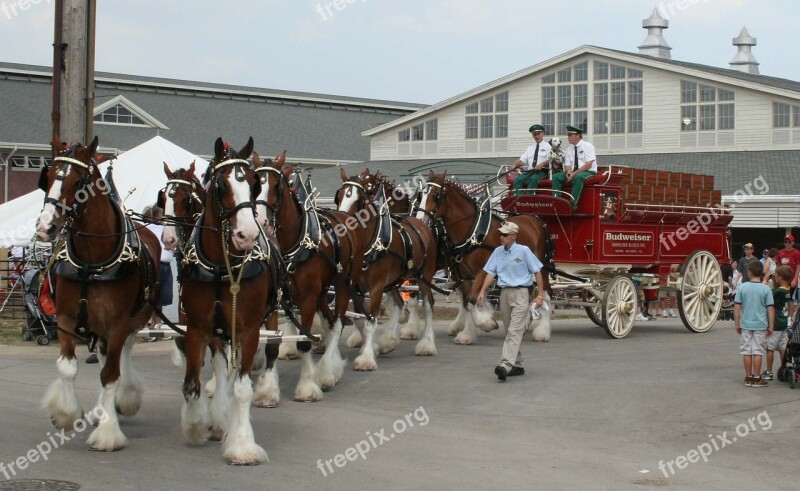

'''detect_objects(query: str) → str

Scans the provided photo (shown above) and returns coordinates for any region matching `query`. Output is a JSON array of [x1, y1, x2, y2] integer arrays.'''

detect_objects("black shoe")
[[508, 366, 525, 377], [86, 353, 98, 364], [494, 365, 508, 382]]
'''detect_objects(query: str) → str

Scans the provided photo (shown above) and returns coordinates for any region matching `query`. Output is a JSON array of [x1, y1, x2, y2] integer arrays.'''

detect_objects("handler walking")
[[476, 222, 545, 382]]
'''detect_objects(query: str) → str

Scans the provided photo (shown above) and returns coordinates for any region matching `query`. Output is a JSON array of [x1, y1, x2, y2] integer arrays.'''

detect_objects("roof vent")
[[638, 8, 672, 60], [729, 26, 760, 74]]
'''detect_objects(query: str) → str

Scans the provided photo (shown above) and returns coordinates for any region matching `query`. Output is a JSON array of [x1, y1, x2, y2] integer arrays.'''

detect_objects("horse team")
[[34, 136, 552, 465]]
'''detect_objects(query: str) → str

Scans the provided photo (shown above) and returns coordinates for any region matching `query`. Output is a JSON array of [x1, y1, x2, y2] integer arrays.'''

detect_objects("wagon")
[[499, 165, 732, 338]]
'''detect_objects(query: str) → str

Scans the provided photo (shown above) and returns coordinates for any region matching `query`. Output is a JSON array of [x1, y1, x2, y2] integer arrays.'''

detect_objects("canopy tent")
[[0, 136, 208, 247]]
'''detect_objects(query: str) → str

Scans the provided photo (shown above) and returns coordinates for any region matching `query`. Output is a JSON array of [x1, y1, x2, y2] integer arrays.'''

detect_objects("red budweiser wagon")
[[499, 165, 732, 338]]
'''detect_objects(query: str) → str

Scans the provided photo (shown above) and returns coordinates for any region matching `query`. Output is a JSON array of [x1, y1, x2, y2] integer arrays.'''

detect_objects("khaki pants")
[[499, 287, 531, 370]]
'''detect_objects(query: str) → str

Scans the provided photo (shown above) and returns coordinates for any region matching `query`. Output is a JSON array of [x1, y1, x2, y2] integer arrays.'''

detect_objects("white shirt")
[[146, 223, 174, 264], [519, 140, 552, 171], [563, 139, 598, 173]]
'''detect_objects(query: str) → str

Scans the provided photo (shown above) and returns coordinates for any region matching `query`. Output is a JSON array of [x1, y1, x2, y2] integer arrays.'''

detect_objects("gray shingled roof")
[[0, 62, 424, 162], [307, 151, 800, 198], [599, 47, 800, 94]]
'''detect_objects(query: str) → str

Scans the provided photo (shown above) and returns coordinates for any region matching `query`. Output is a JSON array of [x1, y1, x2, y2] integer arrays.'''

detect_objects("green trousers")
[[513, 170, 549, 196], [551, 171, 596, 209]]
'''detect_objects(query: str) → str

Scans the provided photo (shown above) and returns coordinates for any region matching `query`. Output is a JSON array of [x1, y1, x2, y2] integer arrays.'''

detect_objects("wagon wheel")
[[584, 291, 603, 327], [678, 250, 723, 333], [601, 275, 637, 339]]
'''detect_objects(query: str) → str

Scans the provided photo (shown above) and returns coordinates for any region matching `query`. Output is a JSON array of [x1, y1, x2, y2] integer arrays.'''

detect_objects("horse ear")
[[340, 168, 349, 182], [427, 170, 434, 179], [163, 161, 172, 178], [252, 151, 261, 168], [239, 137, 254, 159], [214, 137, 225, 160], [275, 150, 286, 166], [52, 134, 64, 153], [87, 136, 99, 157], [189, 160, 196, 174], [439, 169, 447, 180]]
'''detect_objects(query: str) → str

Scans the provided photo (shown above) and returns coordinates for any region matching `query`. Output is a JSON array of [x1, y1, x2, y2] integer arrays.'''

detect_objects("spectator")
[[734, 261, 774, 388], [759, 249, 769, 266], [777, 234, 800, 316], [729, 260, 742, 297], [762, 265, 793, 381], [762, 248, 778, 287], [738, 243, 758, 273], [145, 205, 174, 341]]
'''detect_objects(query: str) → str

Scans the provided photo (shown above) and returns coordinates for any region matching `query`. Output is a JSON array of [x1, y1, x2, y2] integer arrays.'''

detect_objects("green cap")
[[528, 124, 545, 133], [566, 125, 584, 135]]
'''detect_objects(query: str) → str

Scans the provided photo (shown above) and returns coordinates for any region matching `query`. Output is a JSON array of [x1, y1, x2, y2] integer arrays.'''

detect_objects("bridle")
[[159, 171, 204, 247], [335, 179, 368, 213], [208, 158, 258, 221], [39, 148, 98, 222]]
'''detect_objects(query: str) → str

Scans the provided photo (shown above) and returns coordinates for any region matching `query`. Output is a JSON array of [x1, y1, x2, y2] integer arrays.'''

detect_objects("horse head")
[[252, 150, 287, 230], [336, 168, 368, 215], [205, 137, 260, 251], [415, 169, 449, 223], [36, 135, 101, 241], [160, 161, 205, 251]]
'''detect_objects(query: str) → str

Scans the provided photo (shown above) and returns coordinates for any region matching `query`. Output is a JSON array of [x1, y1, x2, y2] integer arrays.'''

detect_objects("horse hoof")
[[278, 353, 299, 361], [454, 336, 474, 345], [353, 357, 377, 371], [399, 332, 419, 340], [378, 343, 397, 355], [208, 428, 224, 441], [292, 395, 321, 403], [226, 459, 262, 466], [252, 401, 278, 408], [89, 445, 124, 452]]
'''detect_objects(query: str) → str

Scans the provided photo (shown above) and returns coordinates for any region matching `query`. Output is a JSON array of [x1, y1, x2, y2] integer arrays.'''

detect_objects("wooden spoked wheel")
[[678, 250, 723, 333], [601, 275, 637, 339]]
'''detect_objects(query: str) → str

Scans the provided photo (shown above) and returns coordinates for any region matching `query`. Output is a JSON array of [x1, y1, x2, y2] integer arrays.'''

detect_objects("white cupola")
[[729, 26, 760, 74], [638, 8, 672, 60]]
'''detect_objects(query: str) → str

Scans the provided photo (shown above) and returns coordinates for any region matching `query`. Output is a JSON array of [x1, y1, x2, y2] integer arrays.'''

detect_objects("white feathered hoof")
[[224, 443, 268, 466], [43, 383, 83, 431], [353, 354, 377, 371], [278, 342, 300, 360], [171, 341, 186, 369], [292, 379, 323, 402], [87, 424, 127, 452], [181, 399, 209, 445], [253, 370, 280, 408], [377, 334, 398, 355], [346, 329, 363, 348], [205, 374, 217, 399], [399, 326, 419, 340], [454, 330, 476, 345], [414, 338, 438, 356], [208, 426, 225, 442], [470, 304, 498, 332], [312, 340, 327, 354], [532, 324, 551, 342], [115, 387, 142, 417]]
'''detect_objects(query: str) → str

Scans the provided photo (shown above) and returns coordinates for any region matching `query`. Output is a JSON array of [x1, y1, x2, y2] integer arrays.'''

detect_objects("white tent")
[[0, 136, 208, 247]]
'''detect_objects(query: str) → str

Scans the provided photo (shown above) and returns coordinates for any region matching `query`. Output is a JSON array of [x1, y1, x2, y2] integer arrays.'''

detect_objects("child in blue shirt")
[[734, 261, 775, 387]]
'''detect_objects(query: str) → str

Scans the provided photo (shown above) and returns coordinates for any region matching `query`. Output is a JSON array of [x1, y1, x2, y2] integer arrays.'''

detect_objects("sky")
[[0, 0, 797, 105]]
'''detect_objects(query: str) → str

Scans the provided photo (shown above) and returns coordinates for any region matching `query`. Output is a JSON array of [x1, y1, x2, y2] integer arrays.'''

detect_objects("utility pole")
[[52, 0, 96, 153]]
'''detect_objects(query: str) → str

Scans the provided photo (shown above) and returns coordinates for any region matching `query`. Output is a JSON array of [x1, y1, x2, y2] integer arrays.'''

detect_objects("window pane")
[[480, 115, 493, 138], [794, 106, 800, 127], [102, 112, 116, 122], [11, 156, 26, 168], [719, 89, 735, 101], [611, 65, 626, 79], [700, 85, 716, 102], [611, 82, 626, 106], [594, 83, 608, 107], [480, 97, 493, 113], [558, 86, 571, 109], [628, 68, 643, 78], [465, 102, 479, 114], [495, 91, 509, 112], [573, 111, 588, 133], [628, 108, 642, 133], [93, 114, 103, 121], [699, 105, 715, 130], [398, 129, 410, 142], [542, 86, 555, 110], [774, 102, 790, 127], [541, 113, 555, 136], [574, 84, 588, 108], [118, 114, 133, 124], [117, 106, 132, 117], [425, 119, 438, 140], [465, 116, 478, 138], [557, 112, 571, 135], [594, 61, 608, 80], [681, 106, 697, 131], [719, 104, 735, 130], [558, 67, 572, 83], [681, 81, 697, 103], [594, 110, 608, 134], [131, 115, 145, 125], [574, 61, 588, 81], [495, 115, 508, 138], [541, 73, 555, 84], [611, 109, 625, 133], [628, 81, 643, 105], [412, 124, 424, 141]]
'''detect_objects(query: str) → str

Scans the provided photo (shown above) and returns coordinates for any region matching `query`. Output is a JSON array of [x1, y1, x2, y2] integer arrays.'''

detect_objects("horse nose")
[[234, 230, 256, 250]]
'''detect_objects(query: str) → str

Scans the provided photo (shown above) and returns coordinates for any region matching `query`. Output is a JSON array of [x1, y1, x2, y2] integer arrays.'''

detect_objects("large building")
[[314, 10, 800, 249], [0, 62, 424, 203]]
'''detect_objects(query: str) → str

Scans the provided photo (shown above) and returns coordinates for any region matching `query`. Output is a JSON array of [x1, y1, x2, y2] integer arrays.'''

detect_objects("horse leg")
[[87, 333, 128, 451], [208, 341, 231, 442], [42, 329, 83, 430], [378, 291, 404, 354], [346, 294, 366, 348], [531, 291, 552, 342], [400, 294, 421, 340], [293, 340, 323, 402], [448, 293, 466, 336], [311, 312, 327, 354], [278, 321, 299, 360], [415, 287, 438, 356], [115, 334, 143, 417], [181, 330, 210, 445], [354, 290, 380, 370], [317, 318, 346, 390], [171, 335, 186, 370], [254, 312, 281, 407], [223, 328, 268, 465], [467, 273, 499, 333], [205, 340, 226, 399]]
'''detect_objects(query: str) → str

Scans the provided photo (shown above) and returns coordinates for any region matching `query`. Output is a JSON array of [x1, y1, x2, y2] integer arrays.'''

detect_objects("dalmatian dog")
[[548, 137, 565, 175]]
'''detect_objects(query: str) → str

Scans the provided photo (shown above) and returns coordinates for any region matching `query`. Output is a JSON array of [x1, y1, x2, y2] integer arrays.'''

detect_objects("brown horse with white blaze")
[[36, 136, 160, 451], [416, 170, 554, 343]]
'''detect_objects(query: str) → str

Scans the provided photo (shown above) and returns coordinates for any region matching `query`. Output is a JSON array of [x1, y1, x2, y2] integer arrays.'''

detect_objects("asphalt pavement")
[[0, 314, 797, 490]]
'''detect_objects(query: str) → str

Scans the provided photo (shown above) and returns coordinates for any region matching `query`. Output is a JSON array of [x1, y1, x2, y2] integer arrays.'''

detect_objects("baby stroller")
[[777, 309, 800, 388], [20, 269, 58, 345]]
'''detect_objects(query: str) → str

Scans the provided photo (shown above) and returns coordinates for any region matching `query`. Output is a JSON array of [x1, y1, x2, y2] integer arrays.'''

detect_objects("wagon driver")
[[476, 221, 544, 382], [510, 124, 551, 195], [552, 125, 597, 210]]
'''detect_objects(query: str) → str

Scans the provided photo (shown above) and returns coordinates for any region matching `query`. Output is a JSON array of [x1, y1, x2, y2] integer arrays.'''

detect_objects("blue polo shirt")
[[734, 280, 774, 330], [483, 242, 543, 288]]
